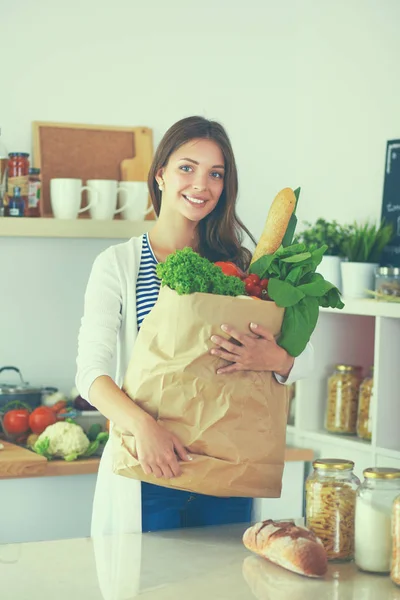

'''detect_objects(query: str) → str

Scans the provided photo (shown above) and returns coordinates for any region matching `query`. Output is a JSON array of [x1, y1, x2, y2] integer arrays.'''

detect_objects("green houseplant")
[[340, 221, 394, 298], [296, 219, 351, 291]]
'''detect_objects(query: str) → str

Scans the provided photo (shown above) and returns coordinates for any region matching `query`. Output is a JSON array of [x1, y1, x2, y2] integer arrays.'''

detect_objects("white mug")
[[87, 180, 129, 220], [50, 178, 94, 219], [117, 181, 153, 221]]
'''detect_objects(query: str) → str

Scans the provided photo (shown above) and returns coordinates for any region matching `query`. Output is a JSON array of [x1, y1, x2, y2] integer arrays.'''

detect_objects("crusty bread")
[[250, 187, 296, 264], [243, 519, 328, 578]]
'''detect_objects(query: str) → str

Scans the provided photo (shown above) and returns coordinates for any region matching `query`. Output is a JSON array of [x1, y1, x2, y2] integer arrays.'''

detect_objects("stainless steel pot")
[[0, 366, 55, 411]]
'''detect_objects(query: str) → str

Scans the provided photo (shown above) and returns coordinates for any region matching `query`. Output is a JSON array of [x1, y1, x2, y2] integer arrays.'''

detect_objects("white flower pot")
[[317, 255, 342, 291], [341, 262, 379, 299]]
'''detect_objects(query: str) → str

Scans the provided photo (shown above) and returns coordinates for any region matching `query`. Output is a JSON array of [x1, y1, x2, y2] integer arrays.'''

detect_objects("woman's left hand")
[[210, 322, 294, 377]]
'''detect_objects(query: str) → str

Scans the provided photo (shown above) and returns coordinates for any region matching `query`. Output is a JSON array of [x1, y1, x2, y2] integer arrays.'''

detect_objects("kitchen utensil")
[[0, 366, 51, 410], [117, 181, 154, 221], [86, 180, 129, 220], [50, 178, 95, 219]]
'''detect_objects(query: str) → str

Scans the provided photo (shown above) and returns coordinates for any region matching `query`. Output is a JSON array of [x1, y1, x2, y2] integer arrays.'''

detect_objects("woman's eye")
[[179, 165, 193, 173], [211, 171, 224, 179]]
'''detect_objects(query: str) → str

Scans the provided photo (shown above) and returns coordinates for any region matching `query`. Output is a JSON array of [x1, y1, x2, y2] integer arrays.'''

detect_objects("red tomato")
[[3, 409, 30, 434], [260, 278, 269, 290], [29, 406, 57, 435], [214, 261, 243, 278], [245, 273, 261, 285], [245, 281, 262, 298]]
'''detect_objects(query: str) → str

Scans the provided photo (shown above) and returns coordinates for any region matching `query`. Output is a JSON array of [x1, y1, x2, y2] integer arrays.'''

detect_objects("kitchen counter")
[[0, 440, 314, 479], [1, 523, 399, 600]]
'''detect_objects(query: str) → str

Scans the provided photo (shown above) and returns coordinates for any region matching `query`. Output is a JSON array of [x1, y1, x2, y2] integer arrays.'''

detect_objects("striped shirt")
[[136, 233, 161, 330]]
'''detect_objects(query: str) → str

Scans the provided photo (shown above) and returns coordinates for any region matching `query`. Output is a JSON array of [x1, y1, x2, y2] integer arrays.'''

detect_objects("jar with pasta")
[[306, 458, 360, 561], [356, 367, 374, 441], [355, 468, 400, 573], [391, 494, 400, 586], [325, 365, 362, 434]]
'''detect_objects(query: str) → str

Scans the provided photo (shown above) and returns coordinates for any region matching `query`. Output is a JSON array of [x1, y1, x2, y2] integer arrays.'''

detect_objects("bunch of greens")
[[249, 243, 344, 356], [156, 247, 245, 296], [295, 218, 352, 257], [340, 221, 394, 263]]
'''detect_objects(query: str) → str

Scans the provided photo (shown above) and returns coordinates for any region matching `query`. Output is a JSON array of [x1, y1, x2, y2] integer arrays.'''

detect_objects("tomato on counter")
[[29, 406, 57, 435], [3, 409, 30, 434]]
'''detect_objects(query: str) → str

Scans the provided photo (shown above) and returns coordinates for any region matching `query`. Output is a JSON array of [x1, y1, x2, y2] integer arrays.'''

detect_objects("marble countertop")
[[1, 523, 399, 600]]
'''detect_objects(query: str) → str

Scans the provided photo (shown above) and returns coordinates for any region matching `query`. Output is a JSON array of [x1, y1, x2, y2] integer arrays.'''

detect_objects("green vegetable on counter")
[[33, 421, 109, 461], [156, 247, 245, 296]]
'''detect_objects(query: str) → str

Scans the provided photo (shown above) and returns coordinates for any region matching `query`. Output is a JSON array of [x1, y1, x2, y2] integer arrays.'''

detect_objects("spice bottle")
[[306, 458, 360, 561], [28, 168, 41, 217], [356, 366, 374, 441], [325, 365, 362, 434], [355, 468, 400, 573], [7, 152, 29, 215], [8, 186, 25, 217]]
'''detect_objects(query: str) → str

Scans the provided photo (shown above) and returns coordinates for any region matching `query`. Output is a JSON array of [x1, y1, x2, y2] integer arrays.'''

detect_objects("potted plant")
[[296, 219, 350, 290], [340, 221, 394, 299]]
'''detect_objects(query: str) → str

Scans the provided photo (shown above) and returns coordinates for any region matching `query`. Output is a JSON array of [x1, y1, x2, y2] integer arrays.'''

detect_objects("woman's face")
[[156, 138, 225, 222]]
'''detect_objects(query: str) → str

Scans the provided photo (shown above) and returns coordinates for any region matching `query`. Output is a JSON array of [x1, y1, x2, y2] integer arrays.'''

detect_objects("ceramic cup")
[[86, 179, 129, 220], [117, 181, 153, 221], [50, 178, 95, 219]]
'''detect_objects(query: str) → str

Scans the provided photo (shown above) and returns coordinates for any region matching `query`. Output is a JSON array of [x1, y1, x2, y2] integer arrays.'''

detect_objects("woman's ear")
[[155, 168, 164, 191]]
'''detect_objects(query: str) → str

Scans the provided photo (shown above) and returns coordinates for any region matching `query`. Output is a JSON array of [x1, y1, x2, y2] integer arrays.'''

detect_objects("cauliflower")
[[33, 421, 108, 461]]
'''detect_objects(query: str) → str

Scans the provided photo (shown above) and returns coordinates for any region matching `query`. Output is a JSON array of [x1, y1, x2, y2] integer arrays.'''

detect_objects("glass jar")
[[305, 458, 360, 561], [392, 494, 400, 586], [355, 468, 400, 573], [27, 167, 41, 217], [356, 366, 374, 441], [6, 152, 30, 215], [375, 267, 400, 300], [325, 365, 362, 434]]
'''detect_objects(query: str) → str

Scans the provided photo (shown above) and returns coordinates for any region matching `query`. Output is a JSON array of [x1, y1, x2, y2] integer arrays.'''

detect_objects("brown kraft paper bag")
[[112, 286, 289, 498]]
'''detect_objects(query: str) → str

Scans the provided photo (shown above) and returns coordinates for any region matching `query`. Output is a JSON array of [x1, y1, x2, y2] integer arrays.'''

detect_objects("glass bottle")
[[306, 458, 360, 561], [355, 468, 400, 573]]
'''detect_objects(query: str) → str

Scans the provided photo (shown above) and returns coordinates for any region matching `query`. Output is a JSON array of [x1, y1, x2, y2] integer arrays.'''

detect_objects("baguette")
[[243, 519, 328, 578], [250, 187, 296, 265]]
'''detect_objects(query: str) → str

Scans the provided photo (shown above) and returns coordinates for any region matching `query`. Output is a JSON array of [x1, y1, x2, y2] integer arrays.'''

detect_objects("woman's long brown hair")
[[147, 116, 256, 270]]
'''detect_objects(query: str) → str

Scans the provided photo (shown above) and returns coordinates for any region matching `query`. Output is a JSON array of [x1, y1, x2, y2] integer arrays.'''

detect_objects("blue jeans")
[[141, 482, 252, 532]]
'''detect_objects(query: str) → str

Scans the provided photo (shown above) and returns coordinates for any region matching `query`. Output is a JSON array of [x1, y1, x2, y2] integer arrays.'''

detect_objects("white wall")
[[1, 0, 400, 392]]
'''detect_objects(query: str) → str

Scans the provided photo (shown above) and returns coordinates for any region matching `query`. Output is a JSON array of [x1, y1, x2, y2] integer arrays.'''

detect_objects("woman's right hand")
[[134, 416, 192, 479]]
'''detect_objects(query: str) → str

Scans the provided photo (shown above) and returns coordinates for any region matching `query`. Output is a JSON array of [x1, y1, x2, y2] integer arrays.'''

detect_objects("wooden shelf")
[[0, 217, 156, 239], [321, 297, 400, 318]]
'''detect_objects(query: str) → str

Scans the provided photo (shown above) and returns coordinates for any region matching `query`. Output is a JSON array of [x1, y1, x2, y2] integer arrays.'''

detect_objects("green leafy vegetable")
[[281, 187, 300, 247], [250, 240, 344, 356], [156, 247, 245, 296]]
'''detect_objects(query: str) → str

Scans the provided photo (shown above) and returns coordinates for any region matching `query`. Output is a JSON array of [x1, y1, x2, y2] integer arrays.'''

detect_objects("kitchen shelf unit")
[[286, 298, 400, 480], [0, 217, 156, 239]]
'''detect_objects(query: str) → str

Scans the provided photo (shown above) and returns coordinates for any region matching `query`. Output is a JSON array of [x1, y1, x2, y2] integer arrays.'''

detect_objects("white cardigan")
[[75, 235, 314, 536]]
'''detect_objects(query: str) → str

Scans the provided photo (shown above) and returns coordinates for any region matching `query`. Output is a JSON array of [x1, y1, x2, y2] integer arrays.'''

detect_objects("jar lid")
[[363, 468, 400, 479], [335, 364, 361, 372], [8, 152, 29, 158], [29, 168, 40, 175], [376, 267, 400, 276], [313, 458, 355, 470]]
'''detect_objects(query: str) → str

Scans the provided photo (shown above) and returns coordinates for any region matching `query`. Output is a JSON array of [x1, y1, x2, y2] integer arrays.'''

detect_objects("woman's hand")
[[210, 322, 294, 377], [133, 415, 192, 479]]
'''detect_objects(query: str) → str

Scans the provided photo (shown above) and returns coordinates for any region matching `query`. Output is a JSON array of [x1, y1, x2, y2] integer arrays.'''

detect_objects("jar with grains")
[[306, 458, 360, 561], [325, 365, 362, 434], [355, 468, 400, 573], [356, 367, 374, 441], [392, 494, 400, 586]]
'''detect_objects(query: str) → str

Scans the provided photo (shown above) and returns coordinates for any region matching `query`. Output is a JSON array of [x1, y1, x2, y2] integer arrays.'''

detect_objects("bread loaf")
[[250, 187, 296, 265], [243, 519, 328, 578]]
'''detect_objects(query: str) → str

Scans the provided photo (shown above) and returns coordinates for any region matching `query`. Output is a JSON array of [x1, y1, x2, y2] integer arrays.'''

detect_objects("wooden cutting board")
[[120, 127, 155, 220], [0, 441, 47, 479]]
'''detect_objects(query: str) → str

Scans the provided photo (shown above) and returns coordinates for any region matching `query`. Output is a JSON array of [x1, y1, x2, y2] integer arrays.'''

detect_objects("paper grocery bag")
[[112, 286, 289, 498]]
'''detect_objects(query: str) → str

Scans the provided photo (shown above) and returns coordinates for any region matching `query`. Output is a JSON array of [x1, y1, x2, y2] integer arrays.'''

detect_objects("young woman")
[[76, 116, 314, 536]]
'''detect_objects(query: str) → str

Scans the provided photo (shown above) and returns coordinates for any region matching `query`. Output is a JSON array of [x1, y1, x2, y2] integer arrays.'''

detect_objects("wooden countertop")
[[0, 441, 313, 480]]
